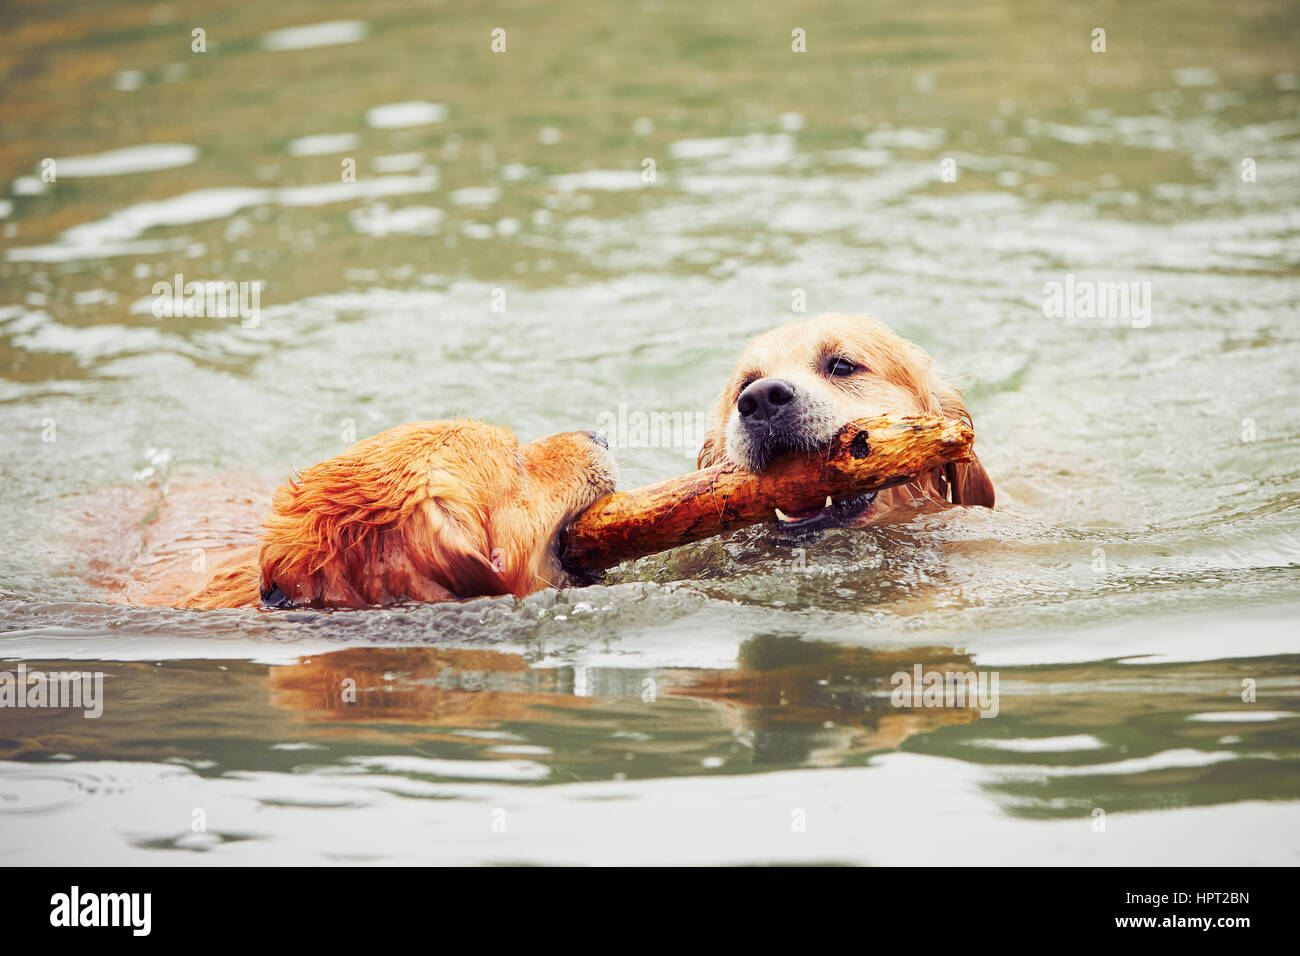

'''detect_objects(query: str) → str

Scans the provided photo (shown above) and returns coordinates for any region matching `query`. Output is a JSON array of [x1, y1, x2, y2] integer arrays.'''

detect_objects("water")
[[1, 0, 1298, 865]]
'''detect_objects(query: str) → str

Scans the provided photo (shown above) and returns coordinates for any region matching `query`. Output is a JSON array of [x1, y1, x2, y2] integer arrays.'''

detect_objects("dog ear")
[[697, 429, 723, 469], [416, 499, 515, 599], [261, 492, 514, 606], [258, 435, 518, 606], [696, 391, 734, 468], [930, 377, 995, 508], [944, 455, 996, 507]]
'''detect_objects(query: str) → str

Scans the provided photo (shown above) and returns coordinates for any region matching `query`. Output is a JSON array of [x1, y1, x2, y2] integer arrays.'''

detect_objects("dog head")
[[258, 420, 615, 608], [698, 313, 994, 530]]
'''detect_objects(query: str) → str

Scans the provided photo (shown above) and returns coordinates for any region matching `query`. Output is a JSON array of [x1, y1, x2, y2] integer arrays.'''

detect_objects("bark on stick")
[[562, 413, 974, 572]]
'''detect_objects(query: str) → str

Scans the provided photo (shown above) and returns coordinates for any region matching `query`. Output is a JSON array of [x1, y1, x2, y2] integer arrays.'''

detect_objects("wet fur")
[[173, 420, 614, 609], [698, 313, 994, 516]]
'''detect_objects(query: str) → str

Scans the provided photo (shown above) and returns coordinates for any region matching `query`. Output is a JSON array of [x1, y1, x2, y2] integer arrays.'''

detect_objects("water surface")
[[1, 0, 1298, 865]]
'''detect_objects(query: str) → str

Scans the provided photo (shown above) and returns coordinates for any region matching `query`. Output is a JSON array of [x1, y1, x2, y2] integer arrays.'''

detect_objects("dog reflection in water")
[[264, 637, 982, 767]]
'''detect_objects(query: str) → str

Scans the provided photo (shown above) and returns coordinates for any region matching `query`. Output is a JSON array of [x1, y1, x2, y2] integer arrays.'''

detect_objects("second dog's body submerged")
[[159, 421, 614, 610]]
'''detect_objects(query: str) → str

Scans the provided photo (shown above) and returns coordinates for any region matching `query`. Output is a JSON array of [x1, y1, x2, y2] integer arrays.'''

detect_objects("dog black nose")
[[737, 378, 796, 422], [586, 431, 609, 449]]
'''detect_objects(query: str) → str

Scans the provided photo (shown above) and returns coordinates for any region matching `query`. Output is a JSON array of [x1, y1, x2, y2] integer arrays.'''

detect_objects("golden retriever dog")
[[144, 420, 614, 610], [698, 313, 994, 529]]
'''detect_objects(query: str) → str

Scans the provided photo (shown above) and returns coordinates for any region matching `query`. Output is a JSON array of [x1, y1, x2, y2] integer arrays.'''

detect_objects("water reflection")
[[1, 0, 1298, 863], [5, 640, 1295, 801]]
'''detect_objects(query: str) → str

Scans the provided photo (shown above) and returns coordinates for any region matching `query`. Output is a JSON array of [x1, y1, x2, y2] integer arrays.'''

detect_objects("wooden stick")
[[562, 413, 974, 572]]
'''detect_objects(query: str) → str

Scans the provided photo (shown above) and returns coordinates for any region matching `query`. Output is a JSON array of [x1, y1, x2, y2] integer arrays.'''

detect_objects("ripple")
[[0, 764, 132, 815], [448, 186, 500, 206], [348, 204, 444, 237], [6, 176, 437, 263], [54, 144, 198, 178], [970, 734, 1107, 753], [1008, 749, 1243, 776], [550, 170, 648, 192], [262, 20, 368, 52], [1187, 710, 1298, 723], [364, 101, 448, 129], [286, 133, 358, 157], [371, 153, 426, 173], [344, 755, 550, 782]]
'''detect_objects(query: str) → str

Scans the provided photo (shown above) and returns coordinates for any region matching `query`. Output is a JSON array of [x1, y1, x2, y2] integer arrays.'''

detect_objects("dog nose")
[[586, 431, 609, 449], [737, 378, 796, 422]]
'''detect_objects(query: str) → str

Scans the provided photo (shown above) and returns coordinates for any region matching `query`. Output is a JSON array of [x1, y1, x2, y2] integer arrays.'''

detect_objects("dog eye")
[[826, 357, 861, 377]]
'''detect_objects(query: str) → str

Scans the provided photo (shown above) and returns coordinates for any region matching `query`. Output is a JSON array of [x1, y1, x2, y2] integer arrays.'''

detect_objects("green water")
[[1, 0, 1298, 864]]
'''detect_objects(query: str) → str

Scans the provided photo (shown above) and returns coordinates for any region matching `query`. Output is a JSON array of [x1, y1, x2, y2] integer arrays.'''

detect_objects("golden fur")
[[699, 313, 994, 518], [173, 420, 614, 609]]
